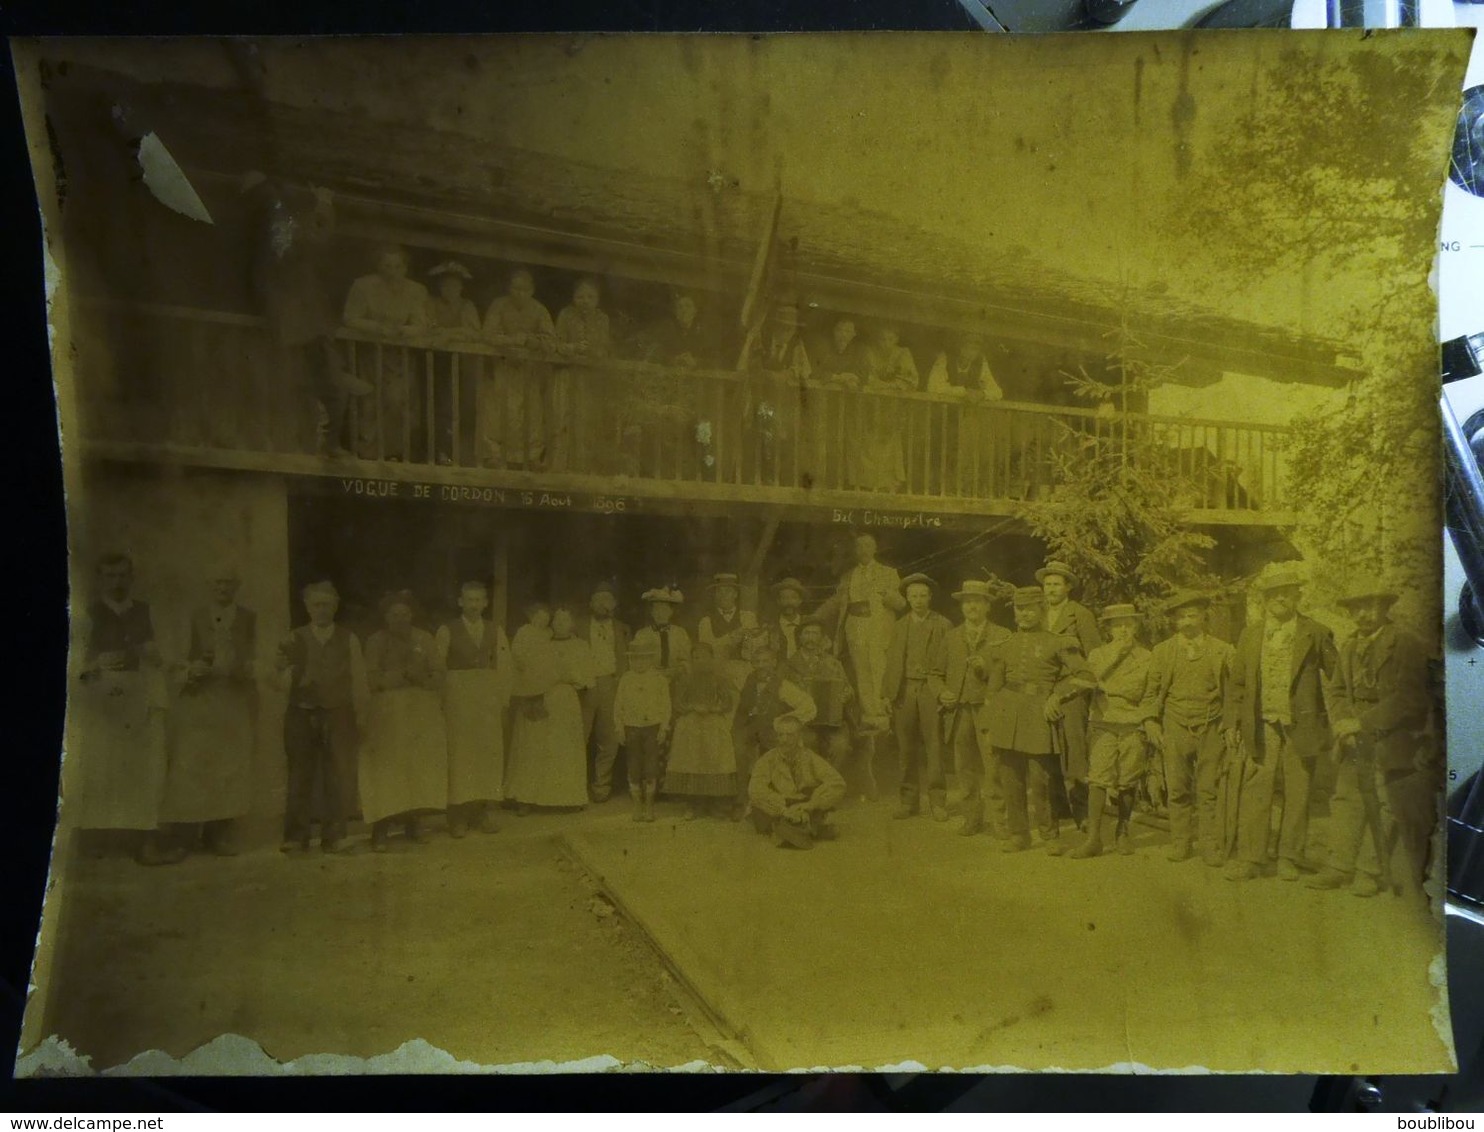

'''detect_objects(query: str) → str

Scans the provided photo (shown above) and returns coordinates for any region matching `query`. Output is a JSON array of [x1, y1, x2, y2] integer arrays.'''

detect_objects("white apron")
[[444, 668, 507, 805], [65, 670, 168, 830], [359, 687, 449, 823]]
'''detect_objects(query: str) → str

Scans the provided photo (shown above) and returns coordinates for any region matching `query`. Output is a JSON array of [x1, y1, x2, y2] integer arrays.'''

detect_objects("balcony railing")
[[69, 300, 1291, 518]]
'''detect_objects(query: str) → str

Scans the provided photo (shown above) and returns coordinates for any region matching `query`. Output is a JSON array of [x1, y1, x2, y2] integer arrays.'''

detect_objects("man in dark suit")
[[882, 573, 953, 821], [1306, 580, 1436, 897], [579, 581, 632, 802], [940, 579, 1011, 837], [1221, 563, 1339, 882]]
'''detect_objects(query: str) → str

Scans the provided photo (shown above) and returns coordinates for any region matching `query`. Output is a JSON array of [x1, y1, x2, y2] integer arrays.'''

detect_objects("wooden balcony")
[[69, 301, 1295, 526]]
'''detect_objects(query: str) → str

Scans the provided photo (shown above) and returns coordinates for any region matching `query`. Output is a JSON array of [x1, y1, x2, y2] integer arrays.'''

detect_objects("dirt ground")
[[570, 798, 1452, 1073], [31, 807, 732, 1071], [23, 774, 1453, 1075]]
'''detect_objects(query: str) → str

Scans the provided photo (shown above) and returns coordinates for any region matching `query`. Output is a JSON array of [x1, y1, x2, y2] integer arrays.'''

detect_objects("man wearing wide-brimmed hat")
[[1147, 590, 1235, 865], [768, 577, 808, 661], [698, 573, 759, 689], [982, 586, 1094, 852], [1036, 559, 1102, 838], [881, 573, 954, 820], [1306, 579, 1435, 897], [1221, 562, 1338, 882], [632, 585, 691, 676], [783, 613, 856, 771], [1069, 605, 1157, 859], [941, 579, 1012, 837]]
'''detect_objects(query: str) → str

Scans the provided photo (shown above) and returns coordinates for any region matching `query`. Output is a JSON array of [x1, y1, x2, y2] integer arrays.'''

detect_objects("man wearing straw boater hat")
[[1147, 590, 1235, 866], [982, 586, 1094, 852], [1069, 604, 1157, 859], [697, 572, 758, 689], [1306, 579, 1435, 897], [881, 572, 954, 821], [940, 579, 1011, 838], [1220, 562, 1338, 882], [632, 585, 691, 677], [1036, 559, 1102, 841]]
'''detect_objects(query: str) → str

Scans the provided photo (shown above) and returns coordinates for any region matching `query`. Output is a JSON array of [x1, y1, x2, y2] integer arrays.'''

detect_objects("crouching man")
[[747, 713, 847, 849]]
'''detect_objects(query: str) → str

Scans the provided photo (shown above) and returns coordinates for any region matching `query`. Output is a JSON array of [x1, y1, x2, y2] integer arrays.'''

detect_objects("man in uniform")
[[274, 580, 370, 855], [1221, 563, 1338, 882], [732, 642, 817, 818], [579, 580, 631, 802], [784, 614, 856, 771], [881, 573, 953, 821], [1070, 605, 1157, 858], [1147, 590, 1235, 865], [1038, 560, 1102, 841], [983, 586, 1094, 852], [826, 533, 905, 732], [940, 579, 1011, 838], [1306, 580, 1436, 897], [748, 714, 847, 849]]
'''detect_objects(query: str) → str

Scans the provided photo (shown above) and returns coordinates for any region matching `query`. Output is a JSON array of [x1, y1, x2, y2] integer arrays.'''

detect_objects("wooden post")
[[492, 535, 510, 633]]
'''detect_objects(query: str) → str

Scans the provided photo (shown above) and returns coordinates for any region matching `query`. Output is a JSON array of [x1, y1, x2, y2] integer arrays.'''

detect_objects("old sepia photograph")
[[10, 30, 1471, 1074]]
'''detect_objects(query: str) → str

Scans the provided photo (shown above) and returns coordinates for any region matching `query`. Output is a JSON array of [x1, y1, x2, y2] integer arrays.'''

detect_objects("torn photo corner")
[[10, 30, 1471, 1075]]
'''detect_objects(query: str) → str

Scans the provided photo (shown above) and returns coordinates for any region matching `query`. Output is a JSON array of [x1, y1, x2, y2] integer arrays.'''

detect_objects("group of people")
[[71, 531, 1438, 885], [249, 183, 1009, 490]]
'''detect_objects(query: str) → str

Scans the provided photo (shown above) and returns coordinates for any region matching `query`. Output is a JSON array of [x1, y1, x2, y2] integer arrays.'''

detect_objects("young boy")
[[614, 639, 672, 822]]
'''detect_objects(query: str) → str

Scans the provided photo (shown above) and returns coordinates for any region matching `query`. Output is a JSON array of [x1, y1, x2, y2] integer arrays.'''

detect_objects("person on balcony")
[[551, 277, 613, 473], [632, 586, 692, 678], [482, 267, 557, 470], [506, 605, 594, 815], [342, 244, 430, 463], [663, 642, 740, 820], [927, 332, 1006, 496], [636, 291, 714, 369], [802, 316, 868, 487], [851, 323, 919, 493], [745, 302, 812, 484], [243, 174, 369, 460], [435, 579, 512, 838], [69, 553, 180, 866], [1038, 559, 1102, 853], [697, 572, 758, 689], [274, 580, 369, 856], [361, 591, 448, 852], [425, 261, 484, 468], [160, 564, 258, 858]]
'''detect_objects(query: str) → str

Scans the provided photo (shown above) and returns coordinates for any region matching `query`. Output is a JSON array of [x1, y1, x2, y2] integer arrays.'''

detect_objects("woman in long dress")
[[663, 642, 739, 819], [342, 244, 429, 462], [482, 267, 556, 469], [552, 276, 612, 471], [361, 590, 448, 851], [505, 604, 592, 812]]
